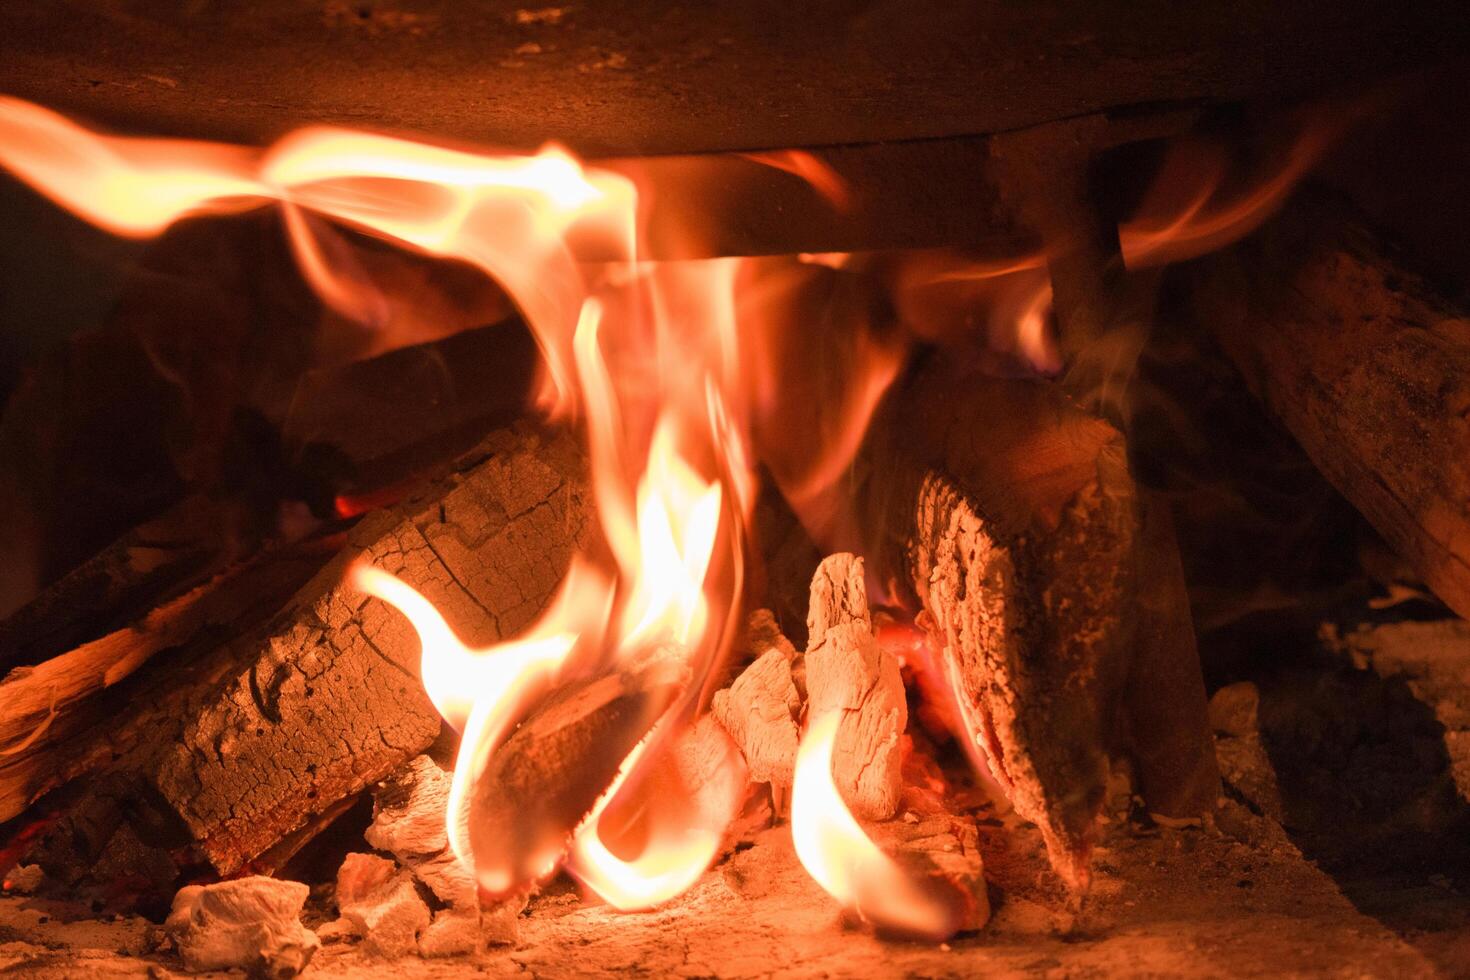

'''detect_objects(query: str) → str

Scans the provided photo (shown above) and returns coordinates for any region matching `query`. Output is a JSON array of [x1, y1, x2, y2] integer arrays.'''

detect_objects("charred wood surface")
[[1193, 189, 1470, 620], [8, 423, 590, 888], [867, 366, 1142, 890]]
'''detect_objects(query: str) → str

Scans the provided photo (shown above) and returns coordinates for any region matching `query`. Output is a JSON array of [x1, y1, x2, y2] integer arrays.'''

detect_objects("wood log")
[[1191, 187, 1470, 620], [865, 362, 1142, 890], [0, 501, 212, 673], [0, 538, 336, 822], [11, 423, 590, 894]]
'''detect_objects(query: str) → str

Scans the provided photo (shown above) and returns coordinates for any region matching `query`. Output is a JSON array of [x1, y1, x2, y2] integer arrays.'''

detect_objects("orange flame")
[[791, 712, 960, 940], [0, 96, 761, 904], [0, 93, 1341, 922]]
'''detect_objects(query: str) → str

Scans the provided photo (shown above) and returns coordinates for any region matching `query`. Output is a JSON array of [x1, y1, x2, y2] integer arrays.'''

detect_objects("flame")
[[743, 150, 853, 211], [0, 96, 761, 903], [792, 712, 960, 940], [1119, 127, 1331, 269], [0, 93, 1343, 922]]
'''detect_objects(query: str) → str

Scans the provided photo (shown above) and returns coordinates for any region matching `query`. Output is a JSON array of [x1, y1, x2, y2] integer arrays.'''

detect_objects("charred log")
[[867, 364, 1144, 890], [1190, 187, 1470, 621], [7, 423, 590, 895]]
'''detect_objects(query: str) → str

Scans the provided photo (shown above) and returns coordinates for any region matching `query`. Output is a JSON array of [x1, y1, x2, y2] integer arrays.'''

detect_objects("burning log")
[[1190, 188, 1470, 621], [867, 363, 1143, 890], [158, 425, 590, 877], [8, 424, 591, 892]]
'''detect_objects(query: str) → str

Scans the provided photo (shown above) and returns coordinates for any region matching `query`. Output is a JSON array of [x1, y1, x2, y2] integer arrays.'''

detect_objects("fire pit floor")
[[1, 794, 1465, 978]]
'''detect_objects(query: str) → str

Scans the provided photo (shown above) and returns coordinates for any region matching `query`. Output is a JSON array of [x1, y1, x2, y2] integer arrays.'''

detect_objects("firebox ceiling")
[[0, 1, 1462, 155]]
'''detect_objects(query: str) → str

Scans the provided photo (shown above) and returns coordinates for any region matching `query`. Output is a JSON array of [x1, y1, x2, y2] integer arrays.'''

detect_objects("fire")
[[0, 94, 1339, 929], [791, 712, 961, 940]]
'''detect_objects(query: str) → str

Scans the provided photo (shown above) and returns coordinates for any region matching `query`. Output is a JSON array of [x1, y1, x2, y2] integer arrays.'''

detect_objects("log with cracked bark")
[[866, 362, 1146, 891], [1189, 187, 1470, 621], [9, 423, 590, 898]]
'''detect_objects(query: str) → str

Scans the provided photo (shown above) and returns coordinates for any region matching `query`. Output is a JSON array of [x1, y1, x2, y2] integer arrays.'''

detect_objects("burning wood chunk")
[[1192, 188, 1470, 620], [164, 876, 320, 977], [467, 652, 687, 899], [667, 715, 752, 821], [418, 909, 483, 957], [1, 864, 43, 896], [746, 608, 799, 663], [806, 552, 871, 640], [367, 755, 524, 942], [804, 554, 907, 821], [868, 370, 1143, 891], [336, 852, 431, 958], [711, 626, 801, 790]]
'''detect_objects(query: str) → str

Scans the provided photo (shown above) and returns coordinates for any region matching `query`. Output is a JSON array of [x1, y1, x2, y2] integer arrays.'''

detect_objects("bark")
[[13, 423, 591, 890], [866, 365, 1141, 890], [1193, 187, 1470, 620]]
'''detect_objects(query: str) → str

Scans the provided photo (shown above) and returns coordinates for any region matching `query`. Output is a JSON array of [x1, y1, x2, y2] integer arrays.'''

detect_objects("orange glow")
[[792, 712, 961, 940]]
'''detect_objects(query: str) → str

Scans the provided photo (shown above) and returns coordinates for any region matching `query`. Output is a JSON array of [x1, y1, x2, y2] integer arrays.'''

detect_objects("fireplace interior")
[[0, 3, 1468, 977]]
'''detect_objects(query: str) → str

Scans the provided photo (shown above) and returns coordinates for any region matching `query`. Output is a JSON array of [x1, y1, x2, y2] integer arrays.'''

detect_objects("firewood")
[[866, 364, 1141, 890], [0, 540, 335, 824], [1190, 187, 1470, 620], [0, 501, 211, 672], [155, 423, 589, 877], [803, 554, 907, 821], [11, 423, 591, 892]]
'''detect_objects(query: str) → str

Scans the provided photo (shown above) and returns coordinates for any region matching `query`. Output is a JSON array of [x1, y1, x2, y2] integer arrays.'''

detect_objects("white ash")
[[336, 852, 430, 958], [164, 876, 319, 977], [367, 755, 525, 947], [804, 554, 907, 820]]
